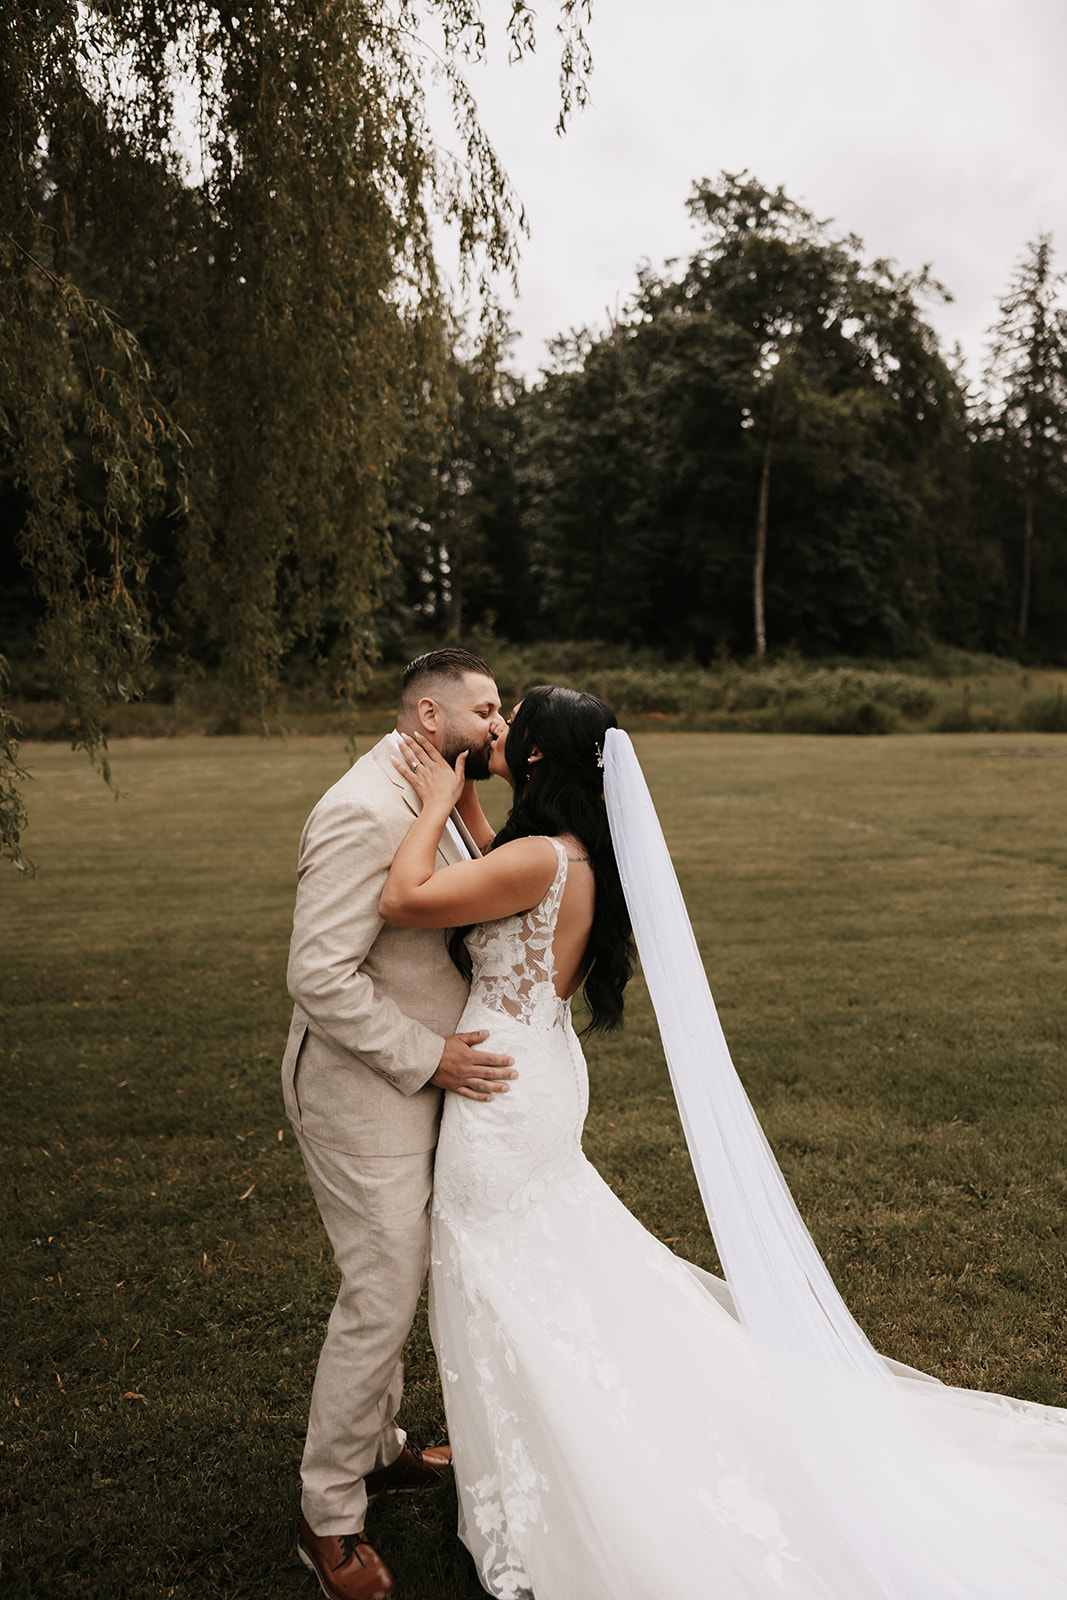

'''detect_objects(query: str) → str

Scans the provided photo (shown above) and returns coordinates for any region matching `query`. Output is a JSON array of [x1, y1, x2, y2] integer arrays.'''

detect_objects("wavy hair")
[[450, 685, 634, 1033]]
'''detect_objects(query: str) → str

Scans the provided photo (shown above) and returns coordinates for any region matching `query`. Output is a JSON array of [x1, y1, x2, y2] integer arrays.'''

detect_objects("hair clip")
[[595, 742, 604, 769]]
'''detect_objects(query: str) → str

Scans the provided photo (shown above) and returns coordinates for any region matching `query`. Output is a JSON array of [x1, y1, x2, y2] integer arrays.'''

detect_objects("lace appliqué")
[[463, 838, 571, 1029]]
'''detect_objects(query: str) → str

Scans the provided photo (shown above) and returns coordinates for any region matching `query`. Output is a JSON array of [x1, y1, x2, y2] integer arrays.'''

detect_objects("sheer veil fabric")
[[603, 728, 1067, 1599]]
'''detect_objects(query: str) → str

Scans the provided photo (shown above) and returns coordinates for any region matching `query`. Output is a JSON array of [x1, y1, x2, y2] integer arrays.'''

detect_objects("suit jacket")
[[281, 736, 475, 1156]]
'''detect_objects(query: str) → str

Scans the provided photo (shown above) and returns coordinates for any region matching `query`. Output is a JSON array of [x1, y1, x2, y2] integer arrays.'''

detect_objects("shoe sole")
[[296, 1541, 330, 1600]]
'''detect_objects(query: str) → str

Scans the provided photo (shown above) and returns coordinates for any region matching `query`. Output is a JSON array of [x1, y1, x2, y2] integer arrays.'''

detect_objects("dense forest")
[[392, 177, 1067, 667]]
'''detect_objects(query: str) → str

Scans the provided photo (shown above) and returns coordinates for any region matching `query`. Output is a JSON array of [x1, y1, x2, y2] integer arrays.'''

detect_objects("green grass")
[[3, 731, 1067, 1596]]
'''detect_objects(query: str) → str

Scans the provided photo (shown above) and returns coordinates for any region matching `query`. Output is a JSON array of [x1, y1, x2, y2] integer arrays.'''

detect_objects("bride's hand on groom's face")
[[394, 731, 465, 812]]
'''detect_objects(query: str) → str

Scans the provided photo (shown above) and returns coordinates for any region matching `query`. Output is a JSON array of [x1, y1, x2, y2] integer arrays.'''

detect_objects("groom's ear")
[[416, 696, 440, 736]]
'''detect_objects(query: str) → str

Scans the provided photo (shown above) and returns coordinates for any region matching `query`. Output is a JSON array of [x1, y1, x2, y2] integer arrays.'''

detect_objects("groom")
[[281, 647, 516, 1600]]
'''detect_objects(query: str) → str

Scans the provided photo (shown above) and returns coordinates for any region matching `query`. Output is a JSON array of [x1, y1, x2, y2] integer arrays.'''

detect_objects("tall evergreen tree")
[[980, 236, 1067, 644]]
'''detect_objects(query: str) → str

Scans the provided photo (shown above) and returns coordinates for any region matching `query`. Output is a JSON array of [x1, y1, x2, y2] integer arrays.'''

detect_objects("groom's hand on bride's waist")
[[430, 1031, 517, 1102]]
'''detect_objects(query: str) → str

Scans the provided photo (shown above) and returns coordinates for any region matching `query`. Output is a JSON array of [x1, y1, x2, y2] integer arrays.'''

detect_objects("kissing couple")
[[282, 647, 1067, 1600]]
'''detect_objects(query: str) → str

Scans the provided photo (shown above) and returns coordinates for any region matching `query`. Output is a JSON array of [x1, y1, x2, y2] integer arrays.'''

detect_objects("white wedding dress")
[[429, 833, 1067, 1599]]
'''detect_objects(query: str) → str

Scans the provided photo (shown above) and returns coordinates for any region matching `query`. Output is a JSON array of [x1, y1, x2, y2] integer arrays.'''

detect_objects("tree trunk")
[[1018, 486, 1034, 640], [753, 383, 782, 659]]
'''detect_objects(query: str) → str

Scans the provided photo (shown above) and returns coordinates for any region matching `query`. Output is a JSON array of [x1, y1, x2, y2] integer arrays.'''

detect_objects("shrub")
[[1017, 692, 1067, 733], [933, 707, 1010, 734], [781, 697, 898, 735]]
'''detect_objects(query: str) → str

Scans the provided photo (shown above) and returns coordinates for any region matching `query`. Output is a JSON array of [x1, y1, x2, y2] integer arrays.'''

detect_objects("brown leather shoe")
[[297, 1518, 396, 1600], [364, 1440, 452, 1501]]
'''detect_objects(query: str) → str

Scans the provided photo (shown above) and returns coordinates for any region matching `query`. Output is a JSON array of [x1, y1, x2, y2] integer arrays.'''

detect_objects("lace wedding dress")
[[429, 836, 1067, 1599]]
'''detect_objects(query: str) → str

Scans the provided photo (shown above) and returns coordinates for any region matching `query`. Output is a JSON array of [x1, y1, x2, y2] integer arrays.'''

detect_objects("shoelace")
[[336, 1532, 370, 1569]]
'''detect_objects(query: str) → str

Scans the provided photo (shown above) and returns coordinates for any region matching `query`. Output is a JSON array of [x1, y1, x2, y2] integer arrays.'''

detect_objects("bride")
[[381, 685, 1067, 1600]]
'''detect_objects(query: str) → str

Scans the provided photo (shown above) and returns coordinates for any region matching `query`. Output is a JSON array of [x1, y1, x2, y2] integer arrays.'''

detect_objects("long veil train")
[[603, 728, 1067, 1599]]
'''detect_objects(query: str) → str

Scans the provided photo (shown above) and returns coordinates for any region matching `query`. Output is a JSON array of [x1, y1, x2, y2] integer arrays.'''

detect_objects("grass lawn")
[[2, 730, 1066, 1598]]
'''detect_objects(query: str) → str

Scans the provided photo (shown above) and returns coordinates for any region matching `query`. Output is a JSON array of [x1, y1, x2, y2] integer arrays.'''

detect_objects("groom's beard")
[[462, 747, 492, 781], [441, 734, 492, 782]]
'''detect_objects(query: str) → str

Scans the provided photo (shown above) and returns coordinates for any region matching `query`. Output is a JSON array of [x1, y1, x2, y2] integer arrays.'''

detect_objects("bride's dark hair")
[[450, 685, 634, 1033]]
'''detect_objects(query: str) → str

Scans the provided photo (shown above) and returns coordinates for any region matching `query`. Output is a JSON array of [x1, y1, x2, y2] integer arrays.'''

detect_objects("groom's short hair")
[[401, 647, 495, 710]]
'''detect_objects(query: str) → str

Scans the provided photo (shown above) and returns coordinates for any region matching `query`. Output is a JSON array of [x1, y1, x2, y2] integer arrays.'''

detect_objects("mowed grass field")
[[2, 731, 1066, 1598]]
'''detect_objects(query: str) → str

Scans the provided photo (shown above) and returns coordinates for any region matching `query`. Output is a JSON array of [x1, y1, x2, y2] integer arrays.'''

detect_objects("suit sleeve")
[[286, 789, 445, 1095]]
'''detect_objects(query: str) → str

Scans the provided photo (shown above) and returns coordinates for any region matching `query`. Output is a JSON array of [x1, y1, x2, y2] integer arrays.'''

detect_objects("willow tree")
[[0, 0, 591, 866]]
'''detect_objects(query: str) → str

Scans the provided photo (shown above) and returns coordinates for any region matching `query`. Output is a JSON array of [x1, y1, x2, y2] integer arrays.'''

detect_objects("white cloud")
[[455, 0, 1067, 379]]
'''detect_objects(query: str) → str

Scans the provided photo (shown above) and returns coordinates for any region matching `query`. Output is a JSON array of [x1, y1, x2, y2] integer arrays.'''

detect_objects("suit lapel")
[[371, 734, 421, 820], [371, 735, 481, 865]]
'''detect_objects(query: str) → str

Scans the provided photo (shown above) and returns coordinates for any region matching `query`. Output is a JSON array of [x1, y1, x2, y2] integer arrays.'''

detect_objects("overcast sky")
[[452, 0, 1067, 382]]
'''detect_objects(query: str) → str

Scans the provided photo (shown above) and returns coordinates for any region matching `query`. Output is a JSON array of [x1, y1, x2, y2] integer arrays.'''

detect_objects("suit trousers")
[[295, 1130, 435, 1534]]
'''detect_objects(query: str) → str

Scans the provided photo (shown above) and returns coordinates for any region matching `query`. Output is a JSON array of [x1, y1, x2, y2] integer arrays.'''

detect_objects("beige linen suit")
[[282, 736, 474, 1534]]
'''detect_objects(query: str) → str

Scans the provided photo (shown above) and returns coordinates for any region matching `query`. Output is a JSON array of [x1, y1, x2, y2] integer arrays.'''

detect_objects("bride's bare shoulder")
[[487, 836, 561, 869]]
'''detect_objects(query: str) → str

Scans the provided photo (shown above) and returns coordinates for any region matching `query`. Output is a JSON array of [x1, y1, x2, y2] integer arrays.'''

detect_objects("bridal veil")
[[603, 727, 1067, 1599]]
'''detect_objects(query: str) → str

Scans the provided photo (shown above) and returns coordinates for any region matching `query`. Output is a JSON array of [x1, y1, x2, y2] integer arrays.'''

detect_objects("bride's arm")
[[380, 732, 556, 929]]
